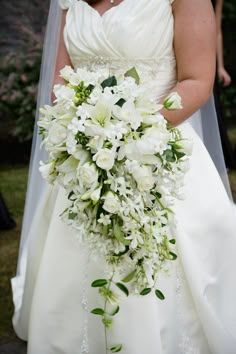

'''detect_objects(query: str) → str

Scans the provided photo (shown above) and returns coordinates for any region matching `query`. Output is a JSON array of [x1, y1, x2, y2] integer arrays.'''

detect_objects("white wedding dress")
[[12, 0, 236, 353]]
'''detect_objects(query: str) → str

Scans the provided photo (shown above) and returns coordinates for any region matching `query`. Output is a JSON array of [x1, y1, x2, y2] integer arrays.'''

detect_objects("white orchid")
[[112, 99, 142, 130]]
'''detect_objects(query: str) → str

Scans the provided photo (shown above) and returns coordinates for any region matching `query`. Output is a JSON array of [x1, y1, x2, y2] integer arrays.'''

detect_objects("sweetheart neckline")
[[78, 0, 128, 19]]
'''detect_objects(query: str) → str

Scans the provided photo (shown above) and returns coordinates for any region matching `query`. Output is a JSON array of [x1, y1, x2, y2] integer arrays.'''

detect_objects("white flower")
[[178, 139, 193, 156], [60, 65, 74, 81], [164, 92, 183, 110], [90, 186, 102, 204], [53, 85, 75, 105], [132, 165, 155, 191], [93, 148, 115, 170], [77, 162, 98, 186], [102, 191, 120, 214], [39, 160, 56, 183], [57, 156, 79, 173], [98, 213, 111, 225], [112, 100, 142, 130], [48, 123, 67, 145], [87, 135, 104, 152]]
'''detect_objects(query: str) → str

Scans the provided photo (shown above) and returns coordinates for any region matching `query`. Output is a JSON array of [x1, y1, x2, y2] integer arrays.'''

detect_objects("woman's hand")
[[218, 66, 232, 87]]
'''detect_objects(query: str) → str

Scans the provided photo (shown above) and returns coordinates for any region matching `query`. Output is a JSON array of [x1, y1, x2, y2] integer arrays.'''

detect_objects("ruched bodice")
[[59, 0, 177, 100]]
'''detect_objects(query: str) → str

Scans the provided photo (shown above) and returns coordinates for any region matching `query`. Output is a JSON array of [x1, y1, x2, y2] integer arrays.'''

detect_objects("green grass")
[[0, 165, 28, 341]]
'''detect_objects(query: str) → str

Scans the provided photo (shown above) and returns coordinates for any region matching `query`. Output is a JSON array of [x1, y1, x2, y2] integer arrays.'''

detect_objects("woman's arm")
[[52, 10, 73, 101], [161, 0, 216, 126], [215, 0, 231, 87]]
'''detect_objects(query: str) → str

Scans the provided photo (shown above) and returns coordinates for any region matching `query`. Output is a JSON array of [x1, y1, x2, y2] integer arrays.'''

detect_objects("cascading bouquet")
[[38, 65, 192, 353]]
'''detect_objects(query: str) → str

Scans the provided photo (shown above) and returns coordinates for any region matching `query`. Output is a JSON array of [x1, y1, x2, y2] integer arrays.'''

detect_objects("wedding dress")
[[11, 0, 236, 353]]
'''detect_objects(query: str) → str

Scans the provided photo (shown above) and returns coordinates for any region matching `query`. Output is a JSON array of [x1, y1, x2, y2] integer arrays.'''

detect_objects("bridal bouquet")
[[38, 65, 192, 352]]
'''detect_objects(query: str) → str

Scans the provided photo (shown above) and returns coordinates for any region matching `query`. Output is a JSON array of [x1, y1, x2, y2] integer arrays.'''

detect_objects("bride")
[[12, 0, 236, 353]]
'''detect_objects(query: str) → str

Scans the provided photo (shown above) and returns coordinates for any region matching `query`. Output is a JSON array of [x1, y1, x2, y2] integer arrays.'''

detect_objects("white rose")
[[164, 92, 183, 110], [132, 165, 155, 191], [48, 123, 67, 145], [77, 162, 98, 185], [93, 148, 115, 170], [103, 191, 120, 214], [90, 186, 102, 204], [178, 139, 193, 156], [59, 65, 74, 81]]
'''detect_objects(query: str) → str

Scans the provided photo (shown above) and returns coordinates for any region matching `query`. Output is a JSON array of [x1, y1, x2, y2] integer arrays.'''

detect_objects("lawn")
[[0, 160, 236, 343], [0, 165, 28, 342]]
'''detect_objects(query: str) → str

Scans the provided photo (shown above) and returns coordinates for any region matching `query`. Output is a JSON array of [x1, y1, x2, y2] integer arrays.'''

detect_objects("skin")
[[53, 0, 216, 126], [214, 0, 231, 87]]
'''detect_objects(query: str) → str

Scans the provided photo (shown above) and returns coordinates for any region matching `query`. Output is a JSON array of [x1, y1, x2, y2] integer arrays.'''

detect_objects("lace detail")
[[80, 255, 89, 354], [74, 55, 176, 81], [176, 263, 200, 354]]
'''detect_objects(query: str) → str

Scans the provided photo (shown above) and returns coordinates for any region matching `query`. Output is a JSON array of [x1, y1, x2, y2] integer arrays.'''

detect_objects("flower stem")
[[103, 274, 114, 354]]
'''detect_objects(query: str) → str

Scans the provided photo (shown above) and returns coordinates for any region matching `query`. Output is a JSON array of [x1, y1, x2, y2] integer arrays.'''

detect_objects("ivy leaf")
[[140, 288, 152, 296], [91, 279, 108, 287], [91, 308, 105, 315], [113, 245, 129, 257], [155, 289, 165, 300], [101, 76, 117, 89], [116, 282, 129, 296], [169, 239, 176, 244], [122, 270, 136, 283], [110, 344, 123, 352], [169, 251, 178, 260], [111, 306, 120, 316], [115, 98, 126, 107], [124, 67, 140, 84]]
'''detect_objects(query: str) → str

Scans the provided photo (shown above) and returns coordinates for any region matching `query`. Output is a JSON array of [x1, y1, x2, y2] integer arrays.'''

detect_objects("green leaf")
[[140, 288, 152, 296], [113, 223, 130, 246], [169, 239, 176, 244], [169, 251, 178, 260], [111, 306, 120, 316], [122, 270, 136, 283], [110, 344, 123, 352], [101, 76, 117, 89], [124, 67, 140, 84], [116, 282, 129, 296], [155, 289, 165, 300], [91, 279, 108, 287], [91, 308, 105, 315], [174, 151, 186, 159], [113, 245, 129, 257], [115, 98, 126, 107]]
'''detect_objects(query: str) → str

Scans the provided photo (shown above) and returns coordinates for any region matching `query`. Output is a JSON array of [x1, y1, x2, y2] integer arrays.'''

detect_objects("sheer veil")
[[14, 0, 62, 278], [189, 96, 233, 199], [13, 0, 233, 320]]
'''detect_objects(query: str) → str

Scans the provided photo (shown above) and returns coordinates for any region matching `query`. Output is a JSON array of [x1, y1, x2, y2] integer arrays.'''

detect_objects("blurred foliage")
[[0, 49, 41, 141], [0, 0, 49, 142]]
